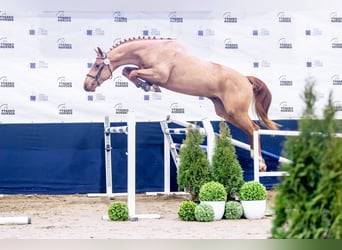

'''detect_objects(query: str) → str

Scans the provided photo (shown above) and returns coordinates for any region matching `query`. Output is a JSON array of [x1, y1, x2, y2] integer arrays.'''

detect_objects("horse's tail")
[[247, 76, 279, 130]]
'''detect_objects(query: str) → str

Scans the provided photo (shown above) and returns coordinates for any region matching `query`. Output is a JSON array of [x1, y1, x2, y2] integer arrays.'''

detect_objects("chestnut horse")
[[83, 37, 278, 171]]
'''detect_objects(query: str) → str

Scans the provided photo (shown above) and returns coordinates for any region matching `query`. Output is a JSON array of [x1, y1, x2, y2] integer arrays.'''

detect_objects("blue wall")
[[0, 120, 298, 194]]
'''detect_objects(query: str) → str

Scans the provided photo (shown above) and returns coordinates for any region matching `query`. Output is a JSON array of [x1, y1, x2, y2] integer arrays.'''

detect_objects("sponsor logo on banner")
[[306, 59, 323, 68], [334, 101, 342, 111], [58, 103, 73, 115], [305, 28, 322, 36], [57, 76, 73, 88], [253, 60, 271, 68], [113, 76, 129, 88], [87, 93, 105, 102], [170, 103, 185, 114], [330, 12, 342, 23], [30, 60, 48, 69], [0, 11, 14, 21], [57, 38, 72, 49], [223, 12, 237, 23], [0, 104, 15, 115], [86, 28, 104, 36], [252, 28, 270, 36], [144, 93, 162, 101], [277, 12, 292, 23], [28, 27, 48, 36], [114, 103, 129, 114], [279, 75, 293, 86], [169, 12, 183, 23], [0, 37, 14, 49], [331, 37, 342, 48], [197, 28, 215, 37], [142, 28, 161, 37], [332, 75, 342, 86], [224, 38, 238, 49], [0, 76, 15, 88], [30, 93, 48, 102], [113, 12, 127, 22], [278, 38, 292, 49], [279, 101, 294, 113], [56, 11, 72, 22]]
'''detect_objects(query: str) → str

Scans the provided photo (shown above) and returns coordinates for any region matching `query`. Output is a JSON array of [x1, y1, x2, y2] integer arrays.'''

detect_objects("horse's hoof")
[[259, 159, 267, 172], [151, 85, 161, 92], [259, 164, 267, 172]]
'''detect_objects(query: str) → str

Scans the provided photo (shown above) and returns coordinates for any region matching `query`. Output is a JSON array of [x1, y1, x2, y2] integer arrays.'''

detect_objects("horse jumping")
[[83, 37, 278, 171]]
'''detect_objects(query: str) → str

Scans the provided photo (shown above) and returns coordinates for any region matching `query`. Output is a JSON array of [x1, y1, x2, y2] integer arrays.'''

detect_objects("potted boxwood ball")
[[108, 202, 129, 221], [199, 181, 227, 220], [239, 181, 267, 219]]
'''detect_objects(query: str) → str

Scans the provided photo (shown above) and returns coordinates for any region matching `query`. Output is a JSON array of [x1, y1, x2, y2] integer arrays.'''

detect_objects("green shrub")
[[239, 181, 267, 201], [178, 200, 197, 221], [198, 181, 227, 201], [108, 202, 129, 221], [272, 80, 342, 239], [194, 203, 214, 222], [212, 120, 244, 199], [177, 126, 211, 200], [225, 201, 243, 220]]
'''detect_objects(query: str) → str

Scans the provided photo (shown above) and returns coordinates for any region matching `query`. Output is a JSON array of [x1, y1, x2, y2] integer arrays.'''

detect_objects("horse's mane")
[[110, 36, 173, 50]]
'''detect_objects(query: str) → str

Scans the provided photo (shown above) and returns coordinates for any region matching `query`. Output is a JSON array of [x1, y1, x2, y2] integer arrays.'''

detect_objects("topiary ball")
[[108, 202, 129, 221], [224, 201, 243, 220], [178, 200, 197, 221], [194, 203, 214, 222]]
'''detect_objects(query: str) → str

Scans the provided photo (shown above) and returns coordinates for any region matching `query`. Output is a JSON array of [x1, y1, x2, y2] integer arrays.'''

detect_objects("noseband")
[[86, 53, 113, 86]]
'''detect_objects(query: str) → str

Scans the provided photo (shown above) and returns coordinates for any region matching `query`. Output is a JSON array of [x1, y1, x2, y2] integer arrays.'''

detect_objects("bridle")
[[86, 53, 113, 86]]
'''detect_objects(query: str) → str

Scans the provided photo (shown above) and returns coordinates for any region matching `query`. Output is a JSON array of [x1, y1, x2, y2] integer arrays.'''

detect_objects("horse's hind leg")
[[209, 96, 267, 171]]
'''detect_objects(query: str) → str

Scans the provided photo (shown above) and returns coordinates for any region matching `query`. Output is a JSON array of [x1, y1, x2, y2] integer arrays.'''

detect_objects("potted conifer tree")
[[211, 120, 244, 200], [177, 126, 211, 201]]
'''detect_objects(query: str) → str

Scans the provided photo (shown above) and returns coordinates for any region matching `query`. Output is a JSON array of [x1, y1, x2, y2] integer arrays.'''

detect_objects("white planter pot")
[[240, 200, 266, 219], [201, 201, 225, 220]]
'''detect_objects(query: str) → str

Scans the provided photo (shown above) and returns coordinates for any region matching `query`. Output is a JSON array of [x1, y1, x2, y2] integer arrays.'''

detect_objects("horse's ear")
[[97, 47, 104, 57]]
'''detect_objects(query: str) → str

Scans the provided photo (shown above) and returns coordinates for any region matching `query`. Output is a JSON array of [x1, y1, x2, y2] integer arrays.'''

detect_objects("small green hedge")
[[178, 200, 197, 221], [225, 201, 243, 219], [194, 203, 214, 222], [108, 202, 129, 221]]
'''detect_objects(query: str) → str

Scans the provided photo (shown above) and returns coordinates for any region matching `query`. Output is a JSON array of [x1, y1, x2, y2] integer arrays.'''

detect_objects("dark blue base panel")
[[0, 120, 298, 194]]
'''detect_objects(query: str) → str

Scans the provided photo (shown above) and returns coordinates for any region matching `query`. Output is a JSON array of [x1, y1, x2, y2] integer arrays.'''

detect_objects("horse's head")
[[83, 47, 113, 92]]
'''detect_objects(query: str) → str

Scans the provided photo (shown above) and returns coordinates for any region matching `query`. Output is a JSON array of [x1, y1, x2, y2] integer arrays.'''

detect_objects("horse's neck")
[[108, 41, 148, 69]]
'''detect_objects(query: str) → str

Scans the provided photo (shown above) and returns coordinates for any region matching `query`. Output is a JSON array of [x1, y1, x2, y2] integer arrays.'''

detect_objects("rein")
[[86, 53, 113, 86]]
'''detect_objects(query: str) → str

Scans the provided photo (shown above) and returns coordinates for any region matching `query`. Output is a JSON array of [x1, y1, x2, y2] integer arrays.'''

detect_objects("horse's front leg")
[[122, 67, 161, 92]]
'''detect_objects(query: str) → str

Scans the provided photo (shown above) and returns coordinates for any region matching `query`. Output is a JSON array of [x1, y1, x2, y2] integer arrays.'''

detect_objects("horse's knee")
[[122, 66, 138, 78]]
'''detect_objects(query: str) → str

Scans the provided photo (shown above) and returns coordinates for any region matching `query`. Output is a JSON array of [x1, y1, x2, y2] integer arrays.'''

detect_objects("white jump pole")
[[127, 111, 136, 219], [0, 216, 31, 225], [253, 130, 261, 182], [251, 129, 342, 182], [202, 118, 215, 165], [154, 116, 215, 196], [163, 128, 171, 194], [100, 112, 160, 220]]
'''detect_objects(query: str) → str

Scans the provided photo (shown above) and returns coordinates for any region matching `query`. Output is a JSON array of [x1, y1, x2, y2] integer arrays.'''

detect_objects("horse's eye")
[[94, 64, 100, 69]]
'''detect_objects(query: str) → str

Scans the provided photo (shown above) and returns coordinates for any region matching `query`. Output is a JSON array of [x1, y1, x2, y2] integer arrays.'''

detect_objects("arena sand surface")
[[0, 193, 274, 239]]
